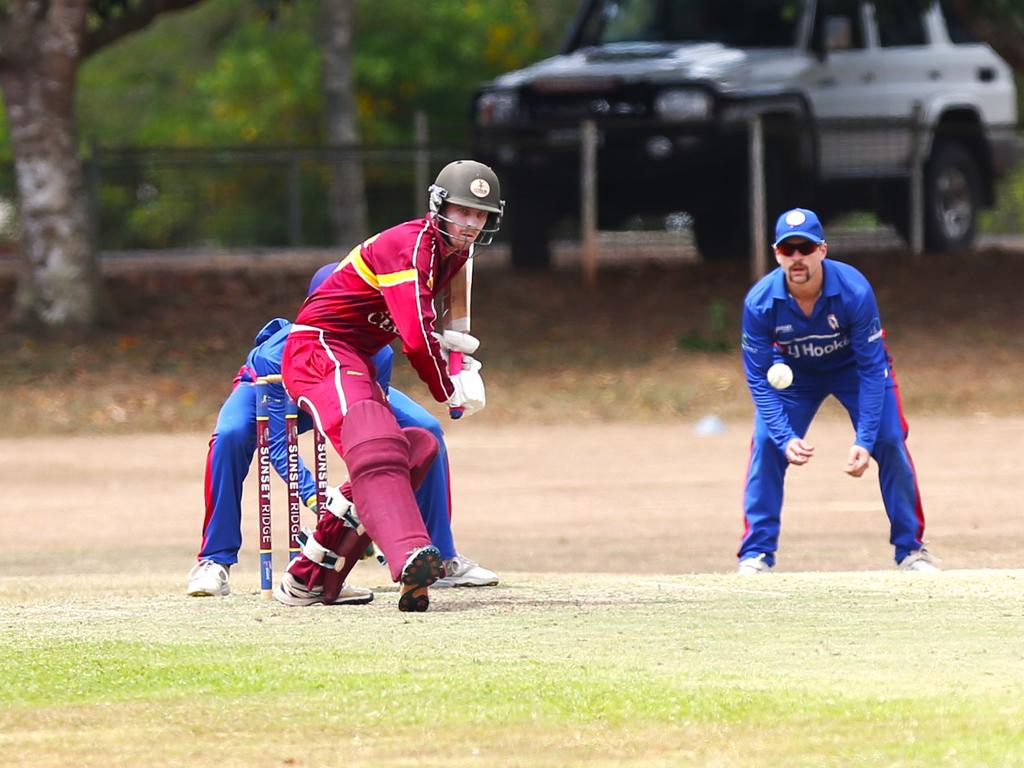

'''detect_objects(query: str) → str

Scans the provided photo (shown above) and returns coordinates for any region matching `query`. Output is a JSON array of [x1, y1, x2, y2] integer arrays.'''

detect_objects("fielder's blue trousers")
[[739, 372, 925, 566]]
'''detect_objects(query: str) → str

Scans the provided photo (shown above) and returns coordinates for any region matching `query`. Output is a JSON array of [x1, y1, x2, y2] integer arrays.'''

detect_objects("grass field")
[[2, 570, 1022, 768]]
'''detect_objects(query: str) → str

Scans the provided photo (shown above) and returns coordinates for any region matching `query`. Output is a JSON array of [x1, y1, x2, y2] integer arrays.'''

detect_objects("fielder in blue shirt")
[[187, 265, 498, 598], [737, 208, 937, 574]]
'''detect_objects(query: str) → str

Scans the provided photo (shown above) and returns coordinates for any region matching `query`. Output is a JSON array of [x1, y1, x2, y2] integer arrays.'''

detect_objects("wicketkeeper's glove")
[[304, 494, 319, 515]]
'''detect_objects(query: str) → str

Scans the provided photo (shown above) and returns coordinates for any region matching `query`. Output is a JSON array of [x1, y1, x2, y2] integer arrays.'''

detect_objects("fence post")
[[288, 153, 302, 247], [580, 119, 598, 289], [748, 114, 768, 281], [414, 111, 429, 215], [909, 102, 925, 258]]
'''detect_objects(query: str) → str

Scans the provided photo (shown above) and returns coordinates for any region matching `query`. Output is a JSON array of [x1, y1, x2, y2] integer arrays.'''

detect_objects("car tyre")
[[924, 140, 981, 252]]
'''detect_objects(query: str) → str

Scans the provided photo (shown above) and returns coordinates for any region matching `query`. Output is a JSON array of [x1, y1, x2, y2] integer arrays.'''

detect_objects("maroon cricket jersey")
[[295, 218, 468, 403]]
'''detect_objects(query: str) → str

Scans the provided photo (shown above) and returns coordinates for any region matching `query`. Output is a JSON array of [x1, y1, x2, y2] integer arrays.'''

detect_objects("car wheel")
[[924, 141, 981, 252]]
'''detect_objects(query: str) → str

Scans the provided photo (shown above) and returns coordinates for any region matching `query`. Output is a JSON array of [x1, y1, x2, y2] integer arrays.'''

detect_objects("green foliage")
[[677, 298, 733, 352], [77, 1, 321, 146], [353, 0, 555, 143], [188, 9, 323, 144], [55, 0, 580, 247], [74, 0, 576, 149]]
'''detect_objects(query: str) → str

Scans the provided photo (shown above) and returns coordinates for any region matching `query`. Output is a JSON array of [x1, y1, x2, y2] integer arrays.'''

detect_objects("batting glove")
[[448, 367, 486, 417], [433, 329, 480, 354]]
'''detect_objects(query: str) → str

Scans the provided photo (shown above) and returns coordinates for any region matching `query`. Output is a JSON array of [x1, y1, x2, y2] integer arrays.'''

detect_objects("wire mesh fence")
[[85, 144, 467, 251]]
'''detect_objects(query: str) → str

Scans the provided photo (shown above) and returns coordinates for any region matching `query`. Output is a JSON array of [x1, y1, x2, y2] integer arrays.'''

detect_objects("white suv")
[[472, 0, 1020, 264]]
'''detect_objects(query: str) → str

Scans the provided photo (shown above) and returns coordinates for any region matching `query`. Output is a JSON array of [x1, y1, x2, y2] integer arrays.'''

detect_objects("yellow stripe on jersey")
[[340, 246, 379, 289], [337, 234, 418, 291], [377, 268, 417, 288]]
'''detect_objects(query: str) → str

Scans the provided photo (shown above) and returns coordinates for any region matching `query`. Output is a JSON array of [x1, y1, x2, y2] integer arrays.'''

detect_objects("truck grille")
[[527, 89, 651, 122]]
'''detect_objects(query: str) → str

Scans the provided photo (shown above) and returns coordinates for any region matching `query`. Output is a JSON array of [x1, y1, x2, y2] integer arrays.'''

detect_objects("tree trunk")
[[319, 0, 368, 247], [0, 7, 106, 330]]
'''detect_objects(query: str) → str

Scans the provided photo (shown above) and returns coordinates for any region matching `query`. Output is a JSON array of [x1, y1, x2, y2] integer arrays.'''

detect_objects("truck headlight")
[[654, 89, 711, 121], [476, 91, 520, 126]]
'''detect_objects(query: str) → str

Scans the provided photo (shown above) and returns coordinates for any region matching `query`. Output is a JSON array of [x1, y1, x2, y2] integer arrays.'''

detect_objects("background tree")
[[0, 0, 206, 331], [320, 0, 366, 246]]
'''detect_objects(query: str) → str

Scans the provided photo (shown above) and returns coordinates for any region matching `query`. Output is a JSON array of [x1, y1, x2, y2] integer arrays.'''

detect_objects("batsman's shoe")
[[398, 545, 442, 612], [186, 560, 230, 597], [898, 549, 940, 573], [275, 572, 374, 606], [434, 554, 499, 588], [737, 553, 773, 575]]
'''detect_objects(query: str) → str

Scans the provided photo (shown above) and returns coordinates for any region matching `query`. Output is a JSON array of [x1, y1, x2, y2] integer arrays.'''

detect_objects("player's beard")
[[787, 264, 811, 283]]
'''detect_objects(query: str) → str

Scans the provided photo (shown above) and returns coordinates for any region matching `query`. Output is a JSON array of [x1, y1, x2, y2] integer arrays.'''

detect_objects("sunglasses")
[[776, 240, 820, 256]]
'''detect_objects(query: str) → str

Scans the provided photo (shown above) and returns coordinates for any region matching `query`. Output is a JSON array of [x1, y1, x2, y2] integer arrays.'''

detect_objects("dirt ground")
[[2, 413, 1021, 584]]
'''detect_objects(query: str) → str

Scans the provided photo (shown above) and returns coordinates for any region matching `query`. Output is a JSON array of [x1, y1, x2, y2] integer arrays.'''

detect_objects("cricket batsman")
[[280, 160, 502, 611]]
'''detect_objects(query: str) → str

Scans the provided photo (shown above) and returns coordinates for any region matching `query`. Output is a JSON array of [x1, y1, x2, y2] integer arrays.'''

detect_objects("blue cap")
[[308, 262, 338, 296], [773, 208, 825, 247]]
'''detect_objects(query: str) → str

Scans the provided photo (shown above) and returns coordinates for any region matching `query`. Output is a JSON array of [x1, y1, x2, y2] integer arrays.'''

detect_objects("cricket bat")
[[444, 258, 473, 419]]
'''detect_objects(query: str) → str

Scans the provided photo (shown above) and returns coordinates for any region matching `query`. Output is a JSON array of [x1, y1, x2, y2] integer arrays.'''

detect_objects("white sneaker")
[[274, 571, 374, 606], [434, 554, 499, 588], [186, 560, 230, 596], [737, 553, 773, 575], [899, 550, 940, 572]]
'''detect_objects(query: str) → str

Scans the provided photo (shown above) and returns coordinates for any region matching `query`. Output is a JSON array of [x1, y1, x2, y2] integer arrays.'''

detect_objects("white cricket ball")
[[767, 362, 793, 390]]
